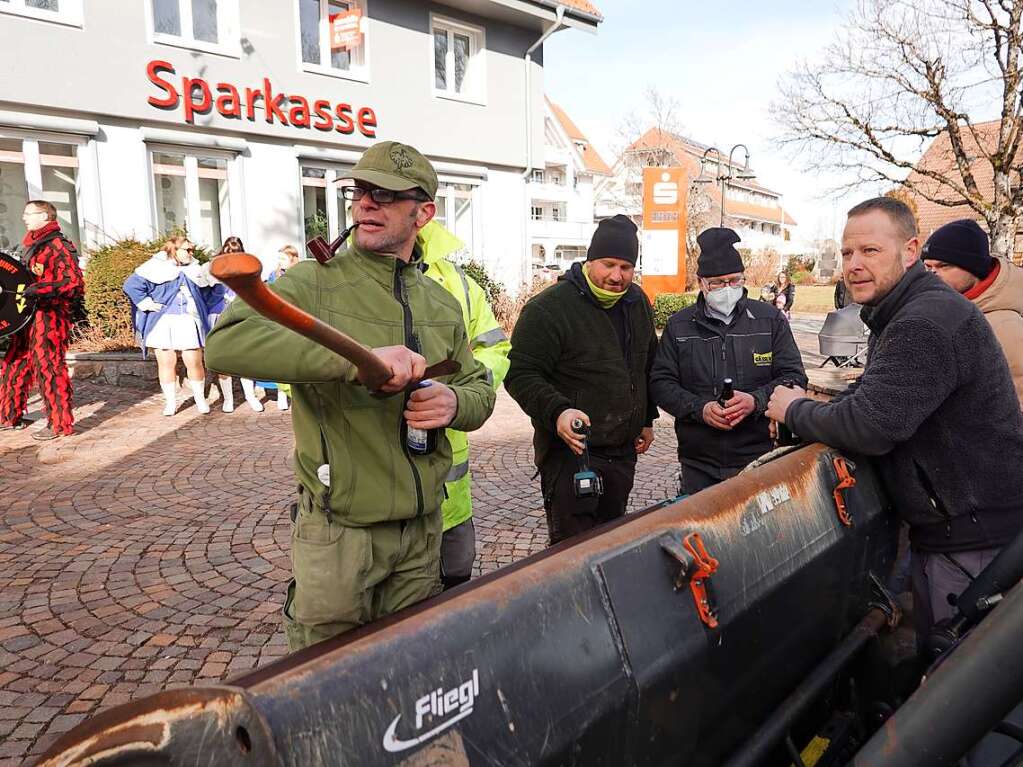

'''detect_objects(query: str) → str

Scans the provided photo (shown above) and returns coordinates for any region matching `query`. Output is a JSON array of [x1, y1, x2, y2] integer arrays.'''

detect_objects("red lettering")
[[0, 260, 16, 273], [335, 103, 355, 135], [245, 87, 263, 121], [288, 96, 311, 128], [263, 78, 288, 125], [146, 60, 178, 109], [215, 83, 242, 118], [312, 100, 334, 131], [182, 78, 212, 124], [145, 62, 380, 133], [357, 107, 377, 138]]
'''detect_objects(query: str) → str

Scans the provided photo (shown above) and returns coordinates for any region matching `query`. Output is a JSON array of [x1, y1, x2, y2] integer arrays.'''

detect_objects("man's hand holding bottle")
[[557, 408, 590, 456]]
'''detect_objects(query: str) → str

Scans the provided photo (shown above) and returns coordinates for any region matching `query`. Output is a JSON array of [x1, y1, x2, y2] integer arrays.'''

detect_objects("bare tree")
[[774, 0, 1023, 257]]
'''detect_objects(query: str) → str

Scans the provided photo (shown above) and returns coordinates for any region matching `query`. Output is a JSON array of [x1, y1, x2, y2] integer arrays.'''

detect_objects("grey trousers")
[[441, 518, 476, 590], [910, 546, 1001, 640]]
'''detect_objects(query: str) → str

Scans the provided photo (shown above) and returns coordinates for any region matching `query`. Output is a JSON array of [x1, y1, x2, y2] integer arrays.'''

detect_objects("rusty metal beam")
[[40, 444, 897, 767]]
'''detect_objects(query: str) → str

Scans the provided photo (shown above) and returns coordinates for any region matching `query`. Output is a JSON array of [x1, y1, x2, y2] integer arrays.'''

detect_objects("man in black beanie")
[[506, 214, 659, 544], [650, 226, 807, 494], [922, 219, 1023, 405]]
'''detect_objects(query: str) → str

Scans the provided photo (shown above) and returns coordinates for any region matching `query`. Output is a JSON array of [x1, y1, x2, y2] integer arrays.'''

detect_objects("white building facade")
[[527, 98, 609, 272], [0, 0, 600, 290]]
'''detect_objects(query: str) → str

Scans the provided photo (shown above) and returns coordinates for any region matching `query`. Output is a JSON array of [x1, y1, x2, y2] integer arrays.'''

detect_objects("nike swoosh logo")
[[382, 707, 474, 753]]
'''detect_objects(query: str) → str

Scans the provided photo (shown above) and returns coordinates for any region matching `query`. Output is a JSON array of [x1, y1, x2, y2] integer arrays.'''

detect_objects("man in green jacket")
[[506, 215, 658, 545], [205, 142, 495, 650], [418, 221, 511, 590]]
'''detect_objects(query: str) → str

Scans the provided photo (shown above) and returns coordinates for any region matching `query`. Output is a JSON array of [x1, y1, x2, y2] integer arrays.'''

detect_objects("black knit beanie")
[[923, 219, 993, 278], [696, 227, 744, 277], [587, 214, 639, 265]]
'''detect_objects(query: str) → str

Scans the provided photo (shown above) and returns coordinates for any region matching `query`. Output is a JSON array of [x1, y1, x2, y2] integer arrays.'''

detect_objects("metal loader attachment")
[[39, 444, 897, 767]]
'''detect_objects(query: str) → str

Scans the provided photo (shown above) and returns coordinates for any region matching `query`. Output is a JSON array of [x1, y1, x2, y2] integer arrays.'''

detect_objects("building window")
[[551, 204, 565, 223], [434, 183, 477, 258], [548, 169, 564, 186], [431, 14, 485, 104], [0, 134, 84, 250], [530, 205, 543, 221], [0, 0, 82, 26], [301, 164, 350, 247], [530, 169, 544, 184], [149, 0, 240, 56], [298, 0, 368, 80], [151, 148, 233, 250]]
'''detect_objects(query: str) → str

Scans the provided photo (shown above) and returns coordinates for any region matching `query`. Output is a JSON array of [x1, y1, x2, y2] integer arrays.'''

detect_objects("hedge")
[[653, 292, 697, 329]]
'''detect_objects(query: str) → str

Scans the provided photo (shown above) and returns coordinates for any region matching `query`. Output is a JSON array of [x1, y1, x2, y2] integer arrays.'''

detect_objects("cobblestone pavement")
[[0, 316, 823, 763], [0, 382, 679, 763]]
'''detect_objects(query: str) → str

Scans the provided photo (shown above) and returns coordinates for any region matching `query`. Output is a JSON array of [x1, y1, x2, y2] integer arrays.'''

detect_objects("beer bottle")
[[717, 378, 734, 408], [775, 378, 802, 447], [406, 380, 438, 456]]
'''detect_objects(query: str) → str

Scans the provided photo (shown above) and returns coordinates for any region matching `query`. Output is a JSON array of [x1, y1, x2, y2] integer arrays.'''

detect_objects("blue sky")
[[544, 0, 866, 241]]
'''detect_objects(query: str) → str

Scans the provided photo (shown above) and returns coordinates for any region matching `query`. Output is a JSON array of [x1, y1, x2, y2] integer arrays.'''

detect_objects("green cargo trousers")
[[283, 492, 443, 651]]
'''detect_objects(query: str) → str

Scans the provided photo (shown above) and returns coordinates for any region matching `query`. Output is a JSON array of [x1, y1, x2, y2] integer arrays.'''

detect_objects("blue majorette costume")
[[123, 251, 223, 414]]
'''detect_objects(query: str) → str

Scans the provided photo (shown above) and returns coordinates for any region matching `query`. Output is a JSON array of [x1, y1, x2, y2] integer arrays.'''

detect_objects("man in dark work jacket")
[[506, 215, 658, 545], [650, 227, 807, 494], [767, 196, 1023, 639]]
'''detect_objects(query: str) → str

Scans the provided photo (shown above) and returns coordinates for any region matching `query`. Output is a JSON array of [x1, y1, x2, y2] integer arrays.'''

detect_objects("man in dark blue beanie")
[[923, 219, 1023, 405]]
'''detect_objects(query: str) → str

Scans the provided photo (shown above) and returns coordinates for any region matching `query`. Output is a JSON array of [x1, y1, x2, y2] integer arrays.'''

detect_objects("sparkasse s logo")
[[382, 669, 481, 753]]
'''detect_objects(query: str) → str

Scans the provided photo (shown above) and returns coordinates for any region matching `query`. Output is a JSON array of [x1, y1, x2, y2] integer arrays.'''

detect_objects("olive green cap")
[[348, 141, 438, 200]]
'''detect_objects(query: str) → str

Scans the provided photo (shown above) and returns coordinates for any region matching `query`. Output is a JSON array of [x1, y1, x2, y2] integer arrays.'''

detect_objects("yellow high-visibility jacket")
[[418, 221, 511, 531]]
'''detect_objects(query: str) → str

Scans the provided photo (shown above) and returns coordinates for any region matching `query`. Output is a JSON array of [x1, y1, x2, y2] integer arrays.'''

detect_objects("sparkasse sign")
[[145, 60, 378, 138]]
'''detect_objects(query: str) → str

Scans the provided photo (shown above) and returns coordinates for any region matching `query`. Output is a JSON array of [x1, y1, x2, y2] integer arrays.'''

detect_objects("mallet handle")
[[209, 253, 458, 390]]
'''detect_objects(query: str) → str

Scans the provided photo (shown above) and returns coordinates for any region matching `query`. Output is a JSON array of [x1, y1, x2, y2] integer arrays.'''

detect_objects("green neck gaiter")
[[583, 263, 627, 309]]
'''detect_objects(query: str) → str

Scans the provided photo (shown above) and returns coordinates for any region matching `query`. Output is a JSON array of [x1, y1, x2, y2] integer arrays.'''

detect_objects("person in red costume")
[[0, 200, 84, 440]]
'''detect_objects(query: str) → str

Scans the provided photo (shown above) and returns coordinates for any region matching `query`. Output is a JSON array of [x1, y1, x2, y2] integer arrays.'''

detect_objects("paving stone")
[[3, 356, 818, 762]]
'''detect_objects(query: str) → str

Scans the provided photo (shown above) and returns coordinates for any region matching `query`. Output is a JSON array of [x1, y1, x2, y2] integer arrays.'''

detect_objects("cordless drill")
[[571, 418, 604, 499]]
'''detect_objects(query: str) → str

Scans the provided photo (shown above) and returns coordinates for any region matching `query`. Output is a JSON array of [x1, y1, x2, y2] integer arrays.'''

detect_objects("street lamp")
[[693, 144, 756, 227]]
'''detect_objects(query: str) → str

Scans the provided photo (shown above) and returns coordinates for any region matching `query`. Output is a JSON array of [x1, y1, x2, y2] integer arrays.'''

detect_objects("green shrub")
[[83, 238, 154, 340], [653, 292, 697, 329], [461, 260, 505, 309], [792, 270, 816, 286], [785, 256, 816, 277]]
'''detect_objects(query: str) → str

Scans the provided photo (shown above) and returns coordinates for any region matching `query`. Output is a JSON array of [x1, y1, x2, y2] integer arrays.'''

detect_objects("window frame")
[[429, 13, 486, 106], [299, 162, 352, 246], [435, 178, 481, 260], [0, 128, 89, 249], [295, 0, 370, 84], [146, 0, 242, 58], [0, 0, 83, 27], [147, 144, 242, 250]]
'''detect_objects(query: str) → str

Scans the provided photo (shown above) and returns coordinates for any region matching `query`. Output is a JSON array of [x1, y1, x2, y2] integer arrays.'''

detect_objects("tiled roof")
[[624, 128, 796, 225], [535, 0, 602, 21], [547, 98, 612, 176], [906, 120, 1007, 244], [627, 128, 782, 196]]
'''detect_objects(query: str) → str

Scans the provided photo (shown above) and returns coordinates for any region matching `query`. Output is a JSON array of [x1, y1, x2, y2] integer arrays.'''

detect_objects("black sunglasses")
[[341, 186, 430, 204]]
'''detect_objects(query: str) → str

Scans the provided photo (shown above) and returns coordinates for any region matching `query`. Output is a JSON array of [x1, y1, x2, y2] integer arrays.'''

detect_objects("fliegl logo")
[[382, 669, 481, 753]]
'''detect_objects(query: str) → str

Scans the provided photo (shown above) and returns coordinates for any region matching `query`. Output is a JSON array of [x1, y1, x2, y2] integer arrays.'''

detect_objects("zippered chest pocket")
[[733, 332, 774, 389]]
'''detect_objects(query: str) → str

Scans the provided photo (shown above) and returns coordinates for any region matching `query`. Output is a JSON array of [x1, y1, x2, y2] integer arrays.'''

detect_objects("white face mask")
[[705, 285, 743, 316]]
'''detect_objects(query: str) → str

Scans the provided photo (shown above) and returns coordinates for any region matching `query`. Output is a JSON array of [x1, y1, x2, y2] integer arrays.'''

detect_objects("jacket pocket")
[[734, 332, 774, 390]]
